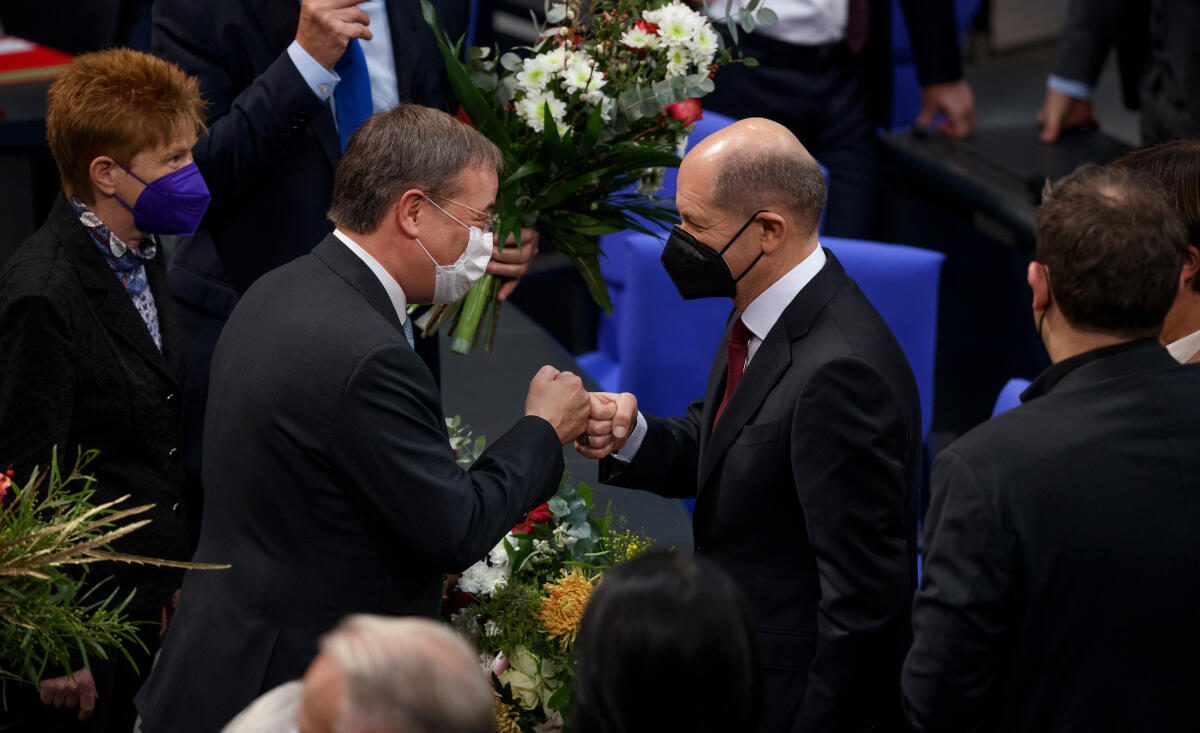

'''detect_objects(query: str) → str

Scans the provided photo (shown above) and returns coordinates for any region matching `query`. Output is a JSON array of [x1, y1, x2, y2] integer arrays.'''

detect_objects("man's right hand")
[[39, 668, 97, 721], [525, 366, 590, 444], [1037, 88, 1097, 143], [296, 0, 372, 71], [575, 392, 638, 460]]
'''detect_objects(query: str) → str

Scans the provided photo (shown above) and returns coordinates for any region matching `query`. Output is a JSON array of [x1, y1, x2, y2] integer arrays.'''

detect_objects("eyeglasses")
[[426, 191, 499, 230]]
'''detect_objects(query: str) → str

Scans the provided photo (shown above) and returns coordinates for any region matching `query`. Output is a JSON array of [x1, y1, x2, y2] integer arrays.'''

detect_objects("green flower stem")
[[451, 273, 496, 355]]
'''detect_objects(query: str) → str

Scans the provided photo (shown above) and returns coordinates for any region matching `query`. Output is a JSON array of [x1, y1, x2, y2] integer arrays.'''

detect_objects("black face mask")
[[660, 210, 767, 300]]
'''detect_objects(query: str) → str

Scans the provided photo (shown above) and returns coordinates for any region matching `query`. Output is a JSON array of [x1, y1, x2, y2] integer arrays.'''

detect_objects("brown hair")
[[1112, 139, 1200, 293], [1036, 164, 1189, 338], [45, 48, 206, 203], [711, 148, 826, 234], [328, 104, 504, 234]]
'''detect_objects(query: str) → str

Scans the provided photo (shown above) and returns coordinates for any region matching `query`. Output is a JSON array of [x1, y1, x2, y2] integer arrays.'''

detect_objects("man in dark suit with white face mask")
[[578, 117, 922, 732], [135, 104, 590, 733]]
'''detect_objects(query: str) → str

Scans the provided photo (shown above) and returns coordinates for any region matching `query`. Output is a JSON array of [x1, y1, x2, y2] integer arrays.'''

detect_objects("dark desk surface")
[[882, 125, 1131, 244], [437, 302, 695, 552]]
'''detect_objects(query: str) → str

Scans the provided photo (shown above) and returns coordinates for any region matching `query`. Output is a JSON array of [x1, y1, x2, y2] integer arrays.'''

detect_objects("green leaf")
[[468, 70, 497, 91], [742, 56, 760, 68], [579, 102, 604, 157], [738, 7, 755, 33], [547, 679, 573, 710], [500, 52, 523, 71], [725, 15, 740, 44], [756, 7, 779, 26]]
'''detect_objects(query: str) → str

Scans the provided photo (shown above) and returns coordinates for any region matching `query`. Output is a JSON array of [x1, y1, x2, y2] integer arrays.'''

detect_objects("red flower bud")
[[665, 98, 704, 126]]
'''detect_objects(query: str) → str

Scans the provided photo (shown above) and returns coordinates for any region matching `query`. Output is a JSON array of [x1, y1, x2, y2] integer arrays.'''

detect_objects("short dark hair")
[[572, 551, 762, 733], [711, 147, 826, 234], [1035, 164, 1188, 338], [328, 104, 503, 233], [1112, 139, 1200, 293]]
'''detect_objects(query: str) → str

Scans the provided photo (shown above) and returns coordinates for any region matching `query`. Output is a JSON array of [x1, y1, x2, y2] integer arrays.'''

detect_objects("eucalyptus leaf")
[[545, 4, 567, 23], [500, 52, 523, 71], [756, 6, 778, 26], [738, 7, 755, 33]]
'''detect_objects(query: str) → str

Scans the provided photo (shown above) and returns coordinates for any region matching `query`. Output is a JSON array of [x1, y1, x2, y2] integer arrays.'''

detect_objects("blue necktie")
[[334, 39, 373, 151], [402, 318, 414, 349]]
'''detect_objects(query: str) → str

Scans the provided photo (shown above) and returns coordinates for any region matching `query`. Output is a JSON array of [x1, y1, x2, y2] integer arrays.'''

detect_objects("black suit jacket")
[[0, 195, 189, 615], [153, 0, 468, 297], [134, 234, 563, 733], [902, 340, 1200, 732], [601, 252, 922, 732]]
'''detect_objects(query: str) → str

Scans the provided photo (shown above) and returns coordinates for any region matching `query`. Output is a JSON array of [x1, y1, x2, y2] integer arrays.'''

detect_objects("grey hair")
[[320, 615, 494, 733], [711, 148, 826, 233], [328, 104, 504, 234]]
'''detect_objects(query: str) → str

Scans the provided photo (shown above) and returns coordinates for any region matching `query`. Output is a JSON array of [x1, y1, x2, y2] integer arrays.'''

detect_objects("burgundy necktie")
[[846, 0, 870, 54], [714, 318, 753, 426]]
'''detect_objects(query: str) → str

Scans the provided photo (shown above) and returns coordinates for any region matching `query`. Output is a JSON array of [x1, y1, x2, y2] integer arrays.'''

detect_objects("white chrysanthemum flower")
[[517, 91, 568, 132], [636, 167, 666, 196], [488, 535, 512, 567], [562, 58, 598, 94], [516, 59, 552, 91], [664, 46, 691, 77], [692, 23, 718, 61], [651, 2, 704, 47], [535, 47, 569, 74], [620, 26, 657, 50], [459, 559, 508, 595]]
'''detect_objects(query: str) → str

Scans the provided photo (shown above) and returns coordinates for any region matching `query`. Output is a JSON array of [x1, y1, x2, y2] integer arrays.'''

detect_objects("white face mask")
[[417, 198, 493, 304]]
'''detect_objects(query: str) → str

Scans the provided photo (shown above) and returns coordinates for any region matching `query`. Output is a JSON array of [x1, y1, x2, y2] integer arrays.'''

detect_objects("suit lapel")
[[311, 234, 406, 335], [696, 250, 849, 491], [50, 197, 180, 387]]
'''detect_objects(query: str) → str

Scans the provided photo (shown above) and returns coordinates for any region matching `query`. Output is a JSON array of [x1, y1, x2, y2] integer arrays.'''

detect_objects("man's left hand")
[[489, 228, 539, 301], [916, 79, 978, 138]]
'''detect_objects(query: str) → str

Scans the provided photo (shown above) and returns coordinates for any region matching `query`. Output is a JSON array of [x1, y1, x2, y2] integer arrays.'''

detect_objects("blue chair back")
[[822, 237, 944, 439], [991, 378, 1032, 417]]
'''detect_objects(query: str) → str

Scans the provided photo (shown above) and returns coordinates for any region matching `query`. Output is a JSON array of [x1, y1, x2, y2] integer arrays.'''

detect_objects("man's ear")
[[757, 211, 787, 254], [394, 189, 426, 239], [89, 156, 120, 197], [1182, 245, 1200, 286], [1028, 261, 1051, 313]]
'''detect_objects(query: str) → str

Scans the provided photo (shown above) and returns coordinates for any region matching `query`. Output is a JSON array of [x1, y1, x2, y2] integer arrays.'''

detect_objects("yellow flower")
[[495, 699, 521, 733], [539, 567, 597, 648]]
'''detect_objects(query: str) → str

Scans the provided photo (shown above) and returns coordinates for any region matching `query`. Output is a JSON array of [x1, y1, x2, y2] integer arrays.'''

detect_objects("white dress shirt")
[[1167, 327, 1200, 364], [707, 0, 849, 46], [287, 0, 400, 115], [615, 245, 828, 461], [334, 229, 409, 325]]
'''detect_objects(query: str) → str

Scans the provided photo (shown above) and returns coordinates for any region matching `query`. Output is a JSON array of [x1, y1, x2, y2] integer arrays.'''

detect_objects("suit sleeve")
[[597, 398, 705, 499], [898, 0, 964, 86], [902, 448, 1015, 733], [0, 295, 76, 482], [152, 0, 330, 213], [792, 358, 914, 730], [328, 343, 564, 572], [1051, 0, 1117, 86]]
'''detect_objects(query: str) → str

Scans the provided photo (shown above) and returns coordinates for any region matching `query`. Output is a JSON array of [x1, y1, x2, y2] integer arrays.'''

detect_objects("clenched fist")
[[525, 365, 590, 444]]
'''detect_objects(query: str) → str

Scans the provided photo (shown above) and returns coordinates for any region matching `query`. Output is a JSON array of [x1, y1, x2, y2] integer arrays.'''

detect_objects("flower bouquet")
[[0, 449, 226, 692], [417, 0, 776, 354], [442, 418, 653, 731]]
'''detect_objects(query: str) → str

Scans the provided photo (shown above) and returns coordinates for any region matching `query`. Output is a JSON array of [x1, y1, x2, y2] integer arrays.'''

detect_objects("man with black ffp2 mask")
[[576, 118, 922, 732]]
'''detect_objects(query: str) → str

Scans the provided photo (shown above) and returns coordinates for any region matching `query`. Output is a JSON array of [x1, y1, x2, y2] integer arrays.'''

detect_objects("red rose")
[[513, 502, 554, 534], [665, 98, 704, 126], [636, 19, 659, 34]]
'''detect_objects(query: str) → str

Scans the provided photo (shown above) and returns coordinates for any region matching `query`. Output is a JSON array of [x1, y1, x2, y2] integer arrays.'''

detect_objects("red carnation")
[[512, 502, 555, 534], [666, 98, 704, 126], [636, 19, 659, 34]]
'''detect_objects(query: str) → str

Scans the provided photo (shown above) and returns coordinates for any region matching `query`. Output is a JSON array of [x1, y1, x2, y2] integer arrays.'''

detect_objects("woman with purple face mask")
[[0, 48, 209, 733]]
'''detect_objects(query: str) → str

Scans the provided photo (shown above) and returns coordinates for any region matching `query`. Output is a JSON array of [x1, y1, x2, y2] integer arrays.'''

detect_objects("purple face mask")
[[116, 162, 212, 236]]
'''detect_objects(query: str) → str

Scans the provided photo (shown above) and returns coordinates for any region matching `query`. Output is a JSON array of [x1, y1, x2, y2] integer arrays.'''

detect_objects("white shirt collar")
[[333, 229, 408, 323], [740, 244, 827, 342], [1167, 327, 1200, 364]]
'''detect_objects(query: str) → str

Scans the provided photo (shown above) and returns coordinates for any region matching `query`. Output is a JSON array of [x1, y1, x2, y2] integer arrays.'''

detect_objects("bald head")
[[681, 118, 826, 233]]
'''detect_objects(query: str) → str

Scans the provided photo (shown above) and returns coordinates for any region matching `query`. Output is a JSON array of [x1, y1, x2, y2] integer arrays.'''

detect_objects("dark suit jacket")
[[134, 234, 564, 733], [601, 252, 922, 732], [1054, 0, 1200, 134], [0, 195, 189, 615], [902, 340, 1200, 732]]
